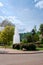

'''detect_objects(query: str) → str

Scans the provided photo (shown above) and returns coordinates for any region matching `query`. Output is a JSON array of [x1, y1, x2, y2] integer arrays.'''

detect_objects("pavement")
[[0, 48, 43, 54], [0, 53, 43, 65]]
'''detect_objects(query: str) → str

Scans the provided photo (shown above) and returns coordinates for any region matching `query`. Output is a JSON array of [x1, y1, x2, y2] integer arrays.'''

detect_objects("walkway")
[[0, 48, 43, 54]]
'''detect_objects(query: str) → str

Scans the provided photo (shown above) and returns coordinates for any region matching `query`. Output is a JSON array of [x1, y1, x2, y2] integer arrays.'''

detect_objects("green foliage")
[[20, 43, 36, 51], [20, 26, 39, 43], [13, 43, 36, 51], [39, 24, 43, 35], [31, 29, 36, 35], [20, 43, 29, 50], [0, 32, 3, 43], [22, 38, 27, 43], [28, 43, 36, 50], [20, 33, 33, 43], [26, 34, 32, 42], [41, 38, 43, 44], [0, 26, 14, 46], [39, 44, 43, 48], [32, 34, 39, 42], [37, 47, 43, 50], [13, 44, 20, 49], [20, 31, 39, 43]]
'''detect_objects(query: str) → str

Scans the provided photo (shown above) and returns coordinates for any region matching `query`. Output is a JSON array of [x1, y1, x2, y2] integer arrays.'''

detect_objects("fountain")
[[13, 26, 20, 44]]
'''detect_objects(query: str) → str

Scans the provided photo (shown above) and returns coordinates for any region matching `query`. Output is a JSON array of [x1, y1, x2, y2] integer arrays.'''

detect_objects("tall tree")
[[34, 25, 37, 33], [31, 29, 36, 35], [1, 26, 14, 46], [39, 24, 43, 36]]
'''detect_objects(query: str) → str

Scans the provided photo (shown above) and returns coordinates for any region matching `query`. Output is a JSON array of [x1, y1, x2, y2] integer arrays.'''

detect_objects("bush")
[[22, 39, 27, 43], [41, 38, 43, 44], [28, 43, 36, 50], [12, 44, 20, 50], [39, 44, 43, 48], [20, 44, 28, 50], [12, 43, 36, 51], [20, 43, 36, 51]]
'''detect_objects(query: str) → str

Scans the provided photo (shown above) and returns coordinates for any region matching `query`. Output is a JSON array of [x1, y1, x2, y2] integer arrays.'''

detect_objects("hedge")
[[13, 43, 36, 51]]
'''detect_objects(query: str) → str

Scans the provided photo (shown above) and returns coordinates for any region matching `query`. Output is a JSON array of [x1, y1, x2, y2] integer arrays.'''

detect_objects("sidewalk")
[[0, 48, 43, 54]]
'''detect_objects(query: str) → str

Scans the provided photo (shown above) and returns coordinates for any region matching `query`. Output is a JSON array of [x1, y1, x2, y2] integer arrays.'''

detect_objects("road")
[[0, 53, 43, 65]]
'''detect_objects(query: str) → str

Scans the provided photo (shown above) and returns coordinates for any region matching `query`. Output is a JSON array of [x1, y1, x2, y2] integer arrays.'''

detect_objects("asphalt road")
[[0, 53, 43, 65]]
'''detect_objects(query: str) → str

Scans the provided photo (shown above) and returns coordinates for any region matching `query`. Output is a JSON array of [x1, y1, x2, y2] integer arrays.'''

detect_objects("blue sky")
[[0, 0, 43, 33]]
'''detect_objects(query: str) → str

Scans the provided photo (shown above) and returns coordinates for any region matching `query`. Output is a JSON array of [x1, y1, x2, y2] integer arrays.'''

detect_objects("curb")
[[0, 51, 43, 54]]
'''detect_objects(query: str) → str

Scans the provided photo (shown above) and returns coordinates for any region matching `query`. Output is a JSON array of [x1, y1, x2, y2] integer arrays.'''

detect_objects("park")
[[0, 19, 43, 51], [0, 20, 43, 65], [0, 0, 43, 65], [0, 19, 43, 65]]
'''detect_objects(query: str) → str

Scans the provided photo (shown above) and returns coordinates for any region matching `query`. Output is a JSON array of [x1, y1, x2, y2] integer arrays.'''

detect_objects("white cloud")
[[34, 0, 41, 2], [0, 16, 23, 25], [0, 16, 15, 21], [35, 0, 43, 9], [1, 8, 10, 14], [23, 8, 29, 12], [0, 2, 4, 7], [34, 0, 38, 2], [0, 16, 24, 31]]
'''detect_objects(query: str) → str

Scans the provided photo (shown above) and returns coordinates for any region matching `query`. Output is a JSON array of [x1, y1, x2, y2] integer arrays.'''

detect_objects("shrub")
[[39, 44, 43, 48], [12, 44, 20, 49], [28, 43, 36, 51], [41, 38, 43, 44], [35, 41, 40, 47], [20, 43, 36, 51], [22, 39, 27, 43], [20, 44, 28, 50], [12, 43, 36, 51]]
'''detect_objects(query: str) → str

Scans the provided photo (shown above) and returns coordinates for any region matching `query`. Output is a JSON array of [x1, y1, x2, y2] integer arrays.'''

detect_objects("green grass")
[[0, 45, 12, 49], [36, 47, 43, 50]]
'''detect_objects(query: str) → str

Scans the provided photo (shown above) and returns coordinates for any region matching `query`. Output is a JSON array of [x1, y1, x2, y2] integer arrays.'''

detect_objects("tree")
[[33, 34, 39, 42], [0, 26, 14, 46], [31, 28, 36, 42], [31, 25, 37, 35], [31, 26, 39, 42], [31, 29, 36, 35], [26, 34, 32, 42], [39, 24, 43, 35], [34, 25, 37, 33], [22, 38, 27, 43]]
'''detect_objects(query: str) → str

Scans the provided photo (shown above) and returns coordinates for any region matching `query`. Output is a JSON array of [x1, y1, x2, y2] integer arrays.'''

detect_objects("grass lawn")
[[36, 47, 43, 50], [0, 45, 12, 49]]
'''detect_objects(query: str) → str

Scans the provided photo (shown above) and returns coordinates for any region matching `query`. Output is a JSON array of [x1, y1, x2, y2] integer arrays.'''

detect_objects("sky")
[[0, 0, 43, 33]]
